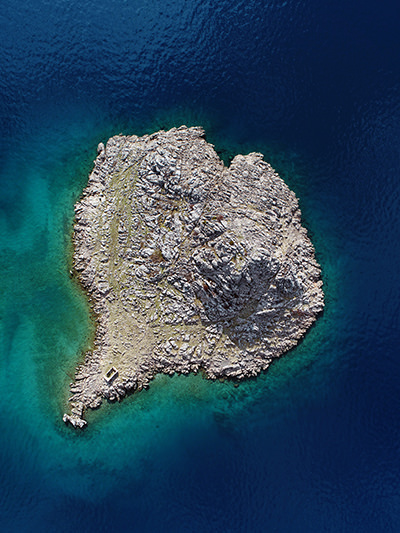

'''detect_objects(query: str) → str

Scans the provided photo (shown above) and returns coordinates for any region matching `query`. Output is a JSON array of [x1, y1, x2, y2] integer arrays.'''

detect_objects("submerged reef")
[[63, 126, 324, 428]]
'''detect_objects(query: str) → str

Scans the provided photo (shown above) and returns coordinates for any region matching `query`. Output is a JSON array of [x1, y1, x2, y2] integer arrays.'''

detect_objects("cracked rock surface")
[[63, 126, 324, 428]]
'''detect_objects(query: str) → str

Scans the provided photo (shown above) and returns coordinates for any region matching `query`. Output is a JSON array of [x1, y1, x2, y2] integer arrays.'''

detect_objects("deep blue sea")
[[1, 0, 400, 531]]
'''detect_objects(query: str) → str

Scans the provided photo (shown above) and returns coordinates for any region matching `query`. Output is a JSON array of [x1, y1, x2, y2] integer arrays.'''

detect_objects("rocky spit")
[[63, 126, 324, 428]]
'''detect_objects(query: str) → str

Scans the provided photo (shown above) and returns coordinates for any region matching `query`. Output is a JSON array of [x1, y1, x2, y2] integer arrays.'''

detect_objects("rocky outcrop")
[[63, 126, 324, 428]]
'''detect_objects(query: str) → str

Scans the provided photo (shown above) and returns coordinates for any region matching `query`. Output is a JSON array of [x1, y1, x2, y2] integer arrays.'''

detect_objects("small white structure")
[[104, 366, 118, 384]]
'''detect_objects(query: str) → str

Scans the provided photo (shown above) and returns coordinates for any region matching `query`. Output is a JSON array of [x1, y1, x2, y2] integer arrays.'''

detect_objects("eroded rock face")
[[63, 126, 324, 427]]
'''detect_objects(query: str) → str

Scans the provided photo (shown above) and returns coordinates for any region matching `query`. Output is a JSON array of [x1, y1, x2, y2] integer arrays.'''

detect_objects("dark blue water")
[[1, 1, 400, 531]]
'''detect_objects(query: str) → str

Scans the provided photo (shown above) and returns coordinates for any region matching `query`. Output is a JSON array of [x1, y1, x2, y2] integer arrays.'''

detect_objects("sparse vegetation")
[[149, 248, 164, 263]]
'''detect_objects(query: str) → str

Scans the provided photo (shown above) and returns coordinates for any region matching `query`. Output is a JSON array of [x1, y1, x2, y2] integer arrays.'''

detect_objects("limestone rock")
[[63, 126, 324, 427]]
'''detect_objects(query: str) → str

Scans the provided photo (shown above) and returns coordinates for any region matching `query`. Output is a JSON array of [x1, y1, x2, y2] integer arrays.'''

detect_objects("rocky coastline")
[[63, 126, 324, 428]]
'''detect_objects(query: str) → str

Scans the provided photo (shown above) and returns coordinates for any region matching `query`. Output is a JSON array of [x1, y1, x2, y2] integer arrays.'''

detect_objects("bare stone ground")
[[63, 126, 324, 428]]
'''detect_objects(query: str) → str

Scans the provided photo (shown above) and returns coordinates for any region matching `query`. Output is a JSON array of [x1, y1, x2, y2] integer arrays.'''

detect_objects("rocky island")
[[63, 126, 324, 428]]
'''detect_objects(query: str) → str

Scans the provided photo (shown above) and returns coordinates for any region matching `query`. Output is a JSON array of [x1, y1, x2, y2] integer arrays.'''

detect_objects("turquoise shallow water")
[[2, 0, 400, 530]]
